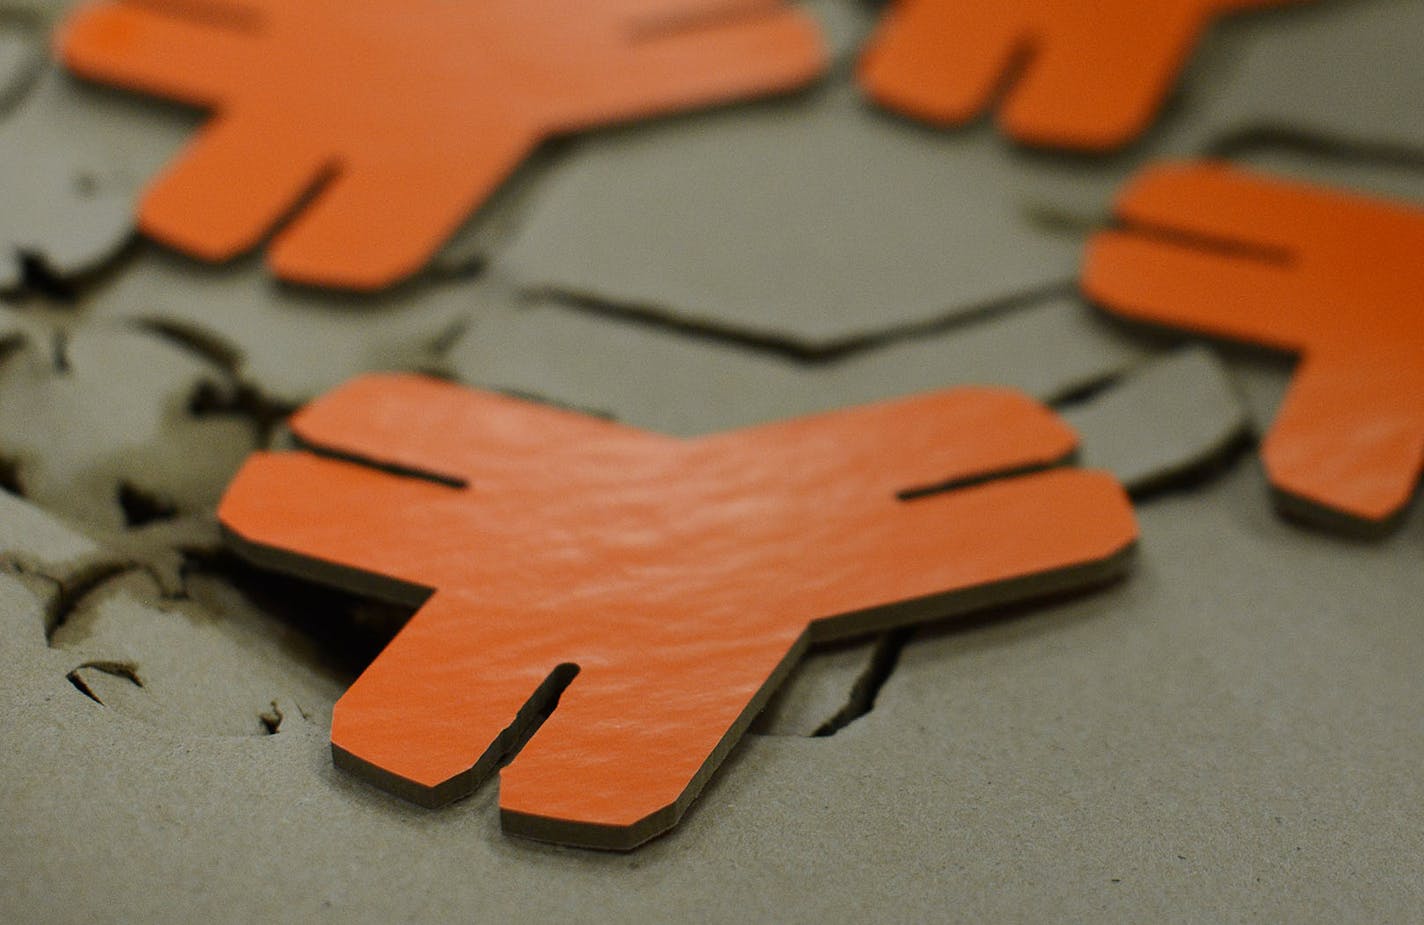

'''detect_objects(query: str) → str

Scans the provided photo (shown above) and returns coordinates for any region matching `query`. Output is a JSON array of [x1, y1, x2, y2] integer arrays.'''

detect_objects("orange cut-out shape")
[[1084, 161, 1424, 534], [56, 0, 826, 290], [857, 0, 1306, 151], [218, 375, 1138, 849]]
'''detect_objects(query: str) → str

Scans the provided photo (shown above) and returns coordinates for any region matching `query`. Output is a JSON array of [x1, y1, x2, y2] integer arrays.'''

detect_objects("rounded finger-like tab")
[[334, 593, 578, 806], [1264, 354, 1424, 534], [857, 0, 1020, 126], [218, 450, 466, 595], [140, 112, 331, 262], [288, 373, 654, 486]]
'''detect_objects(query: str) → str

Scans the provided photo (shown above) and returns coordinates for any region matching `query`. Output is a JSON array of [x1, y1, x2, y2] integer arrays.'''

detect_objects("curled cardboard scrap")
[[0, 323, 257, 532], [857, 0, 1307, 151], [0, 61, 172, 291], [218, 375, 1138, 849], [1084, 160, 1424, 535], [57, 0, 827, 289]]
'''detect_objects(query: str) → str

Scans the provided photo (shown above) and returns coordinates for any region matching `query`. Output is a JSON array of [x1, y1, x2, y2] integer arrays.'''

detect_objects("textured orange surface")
[[1085, 161, 1424, 532], [218, 375, 1137, 848], [857, 0, 1303, 150], [56, 0, 826, 289]]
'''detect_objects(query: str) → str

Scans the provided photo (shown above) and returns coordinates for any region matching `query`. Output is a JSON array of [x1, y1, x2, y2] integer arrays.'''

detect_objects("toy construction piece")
[[857, 0, 1305, 151], [1084, 161, 1424, 535], [57, 0, 826, 290], [219, 375, 1138, 849]]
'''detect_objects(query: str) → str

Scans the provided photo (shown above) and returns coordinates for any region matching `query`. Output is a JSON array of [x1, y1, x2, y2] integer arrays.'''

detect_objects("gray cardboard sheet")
[[1, 0, 1421, 917], [4, 460, 1423, 922], [87, 248, 471, 405], [0, 65, 191, 290], [490, 1, 1081, 347], [1016, 0, 1424, 218], [0, 322, 256, 530], [449, 293, 1149, 433], [1065, 346, 1251, 496]]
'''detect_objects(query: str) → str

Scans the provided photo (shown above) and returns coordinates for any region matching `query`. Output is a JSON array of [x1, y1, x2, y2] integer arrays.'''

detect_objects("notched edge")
[[331, 662, 580, 809]]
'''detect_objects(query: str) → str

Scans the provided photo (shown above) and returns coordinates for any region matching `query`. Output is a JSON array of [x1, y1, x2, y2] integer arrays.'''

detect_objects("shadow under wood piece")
[[751, 638, 884, 737], [219, 374, 1137, 849]]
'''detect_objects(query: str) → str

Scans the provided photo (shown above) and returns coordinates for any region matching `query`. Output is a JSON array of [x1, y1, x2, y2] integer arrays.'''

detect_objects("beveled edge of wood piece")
[[1270, 483, 1415, 540]]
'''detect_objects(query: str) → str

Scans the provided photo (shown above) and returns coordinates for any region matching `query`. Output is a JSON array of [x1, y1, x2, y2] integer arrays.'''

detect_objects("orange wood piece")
[[1084, 161, 1424, 534], [218, 375, 1138, 849], [56, 0, 826, 289], [857, 0, 1306, 151]]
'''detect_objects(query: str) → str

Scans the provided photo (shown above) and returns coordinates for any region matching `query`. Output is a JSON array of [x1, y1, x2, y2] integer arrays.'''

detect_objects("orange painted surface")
[[857, 0, 1305, 151], [219, 375, 1137, 847], [56, 0, 826, 289], [1085, 161, 1424, 531]]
